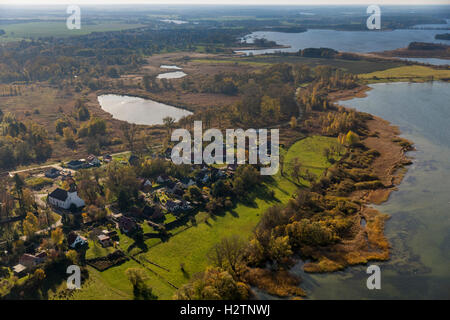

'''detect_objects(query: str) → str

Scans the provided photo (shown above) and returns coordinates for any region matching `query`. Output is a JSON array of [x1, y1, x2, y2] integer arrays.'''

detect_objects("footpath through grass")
[[72, 135, 340, 300]]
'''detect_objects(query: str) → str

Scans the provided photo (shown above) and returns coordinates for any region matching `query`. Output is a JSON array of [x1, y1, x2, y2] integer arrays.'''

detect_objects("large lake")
[[291, 82, 450, 299], [98, 94, 192, 126], [237, 29, 449, 55]]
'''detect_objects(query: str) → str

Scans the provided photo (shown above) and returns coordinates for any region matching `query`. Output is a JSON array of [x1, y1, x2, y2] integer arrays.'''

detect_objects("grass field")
[[0, 21, 145, 42], [284, 135, 342, 186], [360, 65, 450, 83], [69, 135, 340, 300]]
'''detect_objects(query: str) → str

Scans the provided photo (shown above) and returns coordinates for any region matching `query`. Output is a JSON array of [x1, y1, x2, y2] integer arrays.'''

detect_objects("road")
[[7, 150, 131, 177]]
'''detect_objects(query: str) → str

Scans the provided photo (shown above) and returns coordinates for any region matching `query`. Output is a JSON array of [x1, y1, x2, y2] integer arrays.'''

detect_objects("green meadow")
[[0, 21, 145, 42]]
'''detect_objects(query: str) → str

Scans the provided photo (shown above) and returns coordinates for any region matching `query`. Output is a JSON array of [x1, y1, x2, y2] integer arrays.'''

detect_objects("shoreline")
[[301, 85, 414, 274]]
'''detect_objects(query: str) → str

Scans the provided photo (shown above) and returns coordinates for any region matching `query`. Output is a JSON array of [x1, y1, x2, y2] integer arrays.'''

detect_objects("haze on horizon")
[[1, 0, 449, 6]]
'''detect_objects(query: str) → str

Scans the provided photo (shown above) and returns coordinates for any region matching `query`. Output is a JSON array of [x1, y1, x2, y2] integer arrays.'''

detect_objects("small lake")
[[160, 65, 183, 70], [97, 94, 192, 126], [160, 19, 188, 25], [157, 71, 187, 79], [290, 82, 450, 299], [237, 29, 449, 55]]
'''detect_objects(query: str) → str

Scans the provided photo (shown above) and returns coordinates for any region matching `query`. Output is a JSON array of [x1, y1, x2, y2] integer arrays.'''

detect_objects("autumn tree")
[[51, 227, 64, 251], [125, 268, 157, 300], [208, 235, 246, 277], [289, 116, 297, 129], [23, 212, 39, 238], [267, 235, 292, 269], [63, 127, 76, 149], [346, 130, 360, 146], [120, 123, 138, 152], [163, 116, 175, 140], [291, 158, 302, 184], [174, 267, 249, 300]]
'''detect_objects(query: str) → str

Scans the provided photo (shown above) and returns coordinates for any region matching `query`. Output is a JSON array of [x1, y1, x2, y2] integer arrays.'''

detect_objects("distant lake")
[[98, 94, 192, 126], [396, 57, 450, 66], [160, 19, 188, 25], [237, 29, 448, 55], [157, 71, 187, 79], [412, 19, 450, 30], [290, 82, 450, 299], [160, 65, 183, 70]]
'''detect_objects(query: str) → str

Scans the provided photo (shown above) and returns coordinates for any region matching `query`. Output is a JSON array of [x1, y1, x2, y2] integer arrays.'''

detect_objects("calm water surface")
[[98, 94, 192, 126], [395, 57, 450, 66], [237, 29, 449, 55], [292, 82, 450, 299], [157, 71, 187, 79], [160, 65, 183, 70]]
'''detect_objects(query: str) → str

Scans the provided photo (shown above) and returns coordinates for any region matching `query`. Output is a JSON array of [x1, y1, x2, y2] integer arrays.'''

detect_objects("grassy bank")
[[361, 65, 450, 83]]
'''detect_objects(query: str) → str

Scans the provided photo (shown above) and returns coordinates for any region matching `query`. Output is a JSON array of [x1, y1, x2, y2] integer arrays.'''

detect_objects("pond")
[[156, 71, 187, 79], [97, 94, 192, 126], [160, 65, 183, 70]]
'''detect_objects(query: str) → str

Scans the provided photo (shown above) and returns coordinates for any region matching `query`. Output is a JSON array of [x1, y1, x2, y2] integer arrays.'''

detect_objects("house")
[[103, 154, 112, 163], [98, 234, 112, 247], [157, 174, 170, 184], [109, 213, 123, 222], [68, 232, 88, 249], [118, 216, 136, 233], [45, 168, 60, 179], [87, 155, 101, 167], [166, 199, 182, 212], [67, 160, 86, 170], [102, 229, 118, 240], [48, 185, 85, 210], [139, 178, 152, 191], [180, 177, 195, 188], [13, 264, 27, 277], [19, 252, 47, 268]]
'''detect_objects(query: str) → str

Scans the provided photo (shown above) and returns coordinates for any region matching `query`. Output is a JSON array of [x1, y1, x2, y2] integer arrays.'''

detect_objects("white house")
[[68, 232, 88, 249], [48, 185, 85, 210]]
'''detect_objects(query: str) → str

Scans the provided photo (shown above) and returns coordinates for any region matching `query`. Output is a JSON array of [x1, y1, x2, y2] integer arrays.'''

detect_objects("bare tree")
[[121, 123, 138, 152], [163, 116, 175, 141], [208, 235, 246, 277]]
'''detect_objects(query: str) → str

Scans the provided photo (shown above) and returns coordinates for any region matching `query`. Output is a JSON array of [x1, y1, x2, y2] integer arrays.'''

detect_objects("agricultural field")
[[0, 21, 145, 42]]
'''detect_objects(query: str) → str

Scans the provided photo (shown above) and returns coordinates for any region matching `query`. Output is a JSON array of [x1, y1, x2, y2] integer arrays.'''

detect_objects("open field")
[[68, 135, 340, 300], [193, 55, 406, 75], [284, 135, 342, 185], [0, 21, 145, 42], [360, 65, 450, 83]]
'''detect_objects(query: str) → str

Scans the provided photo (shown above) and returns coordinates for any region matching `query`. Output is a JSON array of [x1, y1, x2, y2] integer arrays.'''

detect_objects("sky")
[[0, 0, 449, 5]]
